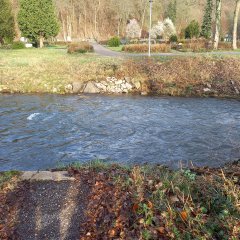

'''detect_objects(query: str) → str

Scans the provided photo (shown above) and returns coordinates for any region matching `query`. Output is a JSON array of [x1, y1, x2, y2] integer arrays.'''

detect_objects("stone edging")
[[65, 77, 143, 94], [20, 171, 75, 181]]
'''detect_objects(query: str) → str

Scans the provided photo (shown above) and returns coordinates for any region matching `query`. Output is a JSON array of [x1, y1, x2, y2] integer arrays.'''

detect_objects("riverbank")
[[0, 161, 239, 239], [0, 48, 240, 98]]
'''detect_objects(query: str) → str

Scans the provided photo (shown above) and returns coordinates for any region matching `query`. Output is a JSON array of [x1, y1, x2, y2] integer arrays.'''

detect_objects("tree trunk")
[[84, 5, 87, 38], [214, 0, 222, 49], [117, 19, 120, 37], [233, 0, 240, 50], [140, 1, 147, 38], [39, 36, 44, 48]]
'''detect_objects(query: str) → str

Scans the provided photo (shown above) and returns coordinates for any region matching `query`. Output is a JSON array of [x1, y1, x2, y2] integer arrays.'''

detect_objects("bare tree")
[[214, 0, 222, 49], [233, 0, 240, 49]]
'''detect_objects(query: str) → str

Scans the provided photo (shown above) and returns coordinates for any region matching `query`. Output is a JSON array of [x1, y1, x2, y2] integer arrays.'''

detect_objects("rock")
[[65, 84, 73, 93], [0, 85, 9, 93], [134, 81, 141, 89], [83, 81, 100, 94], [141, 91, 148, 96], [203, 88, 211, 93], [52, 87, 58, 93], [125, 82, 133, 89], [230, 80, 239, 94], [124, 77, 131, 82], [100, 81, 108, 86], [115, 80, 123, 85], [206, 83, 212, 88], [95, 82, 107, 92], [72, 82, 85, 93]]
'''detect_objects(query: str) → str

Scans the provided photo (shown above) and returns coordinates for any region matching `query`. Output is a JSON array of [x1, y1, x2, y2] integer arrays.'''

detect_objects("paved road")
[[92, 43, 123, 57], [93, 42, 240, 58]]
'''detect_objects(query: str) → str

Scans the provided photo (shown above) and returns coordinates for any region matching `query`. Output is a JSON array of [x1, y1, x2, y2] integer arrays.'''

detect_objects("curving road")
[[92, 42, 240, 58]]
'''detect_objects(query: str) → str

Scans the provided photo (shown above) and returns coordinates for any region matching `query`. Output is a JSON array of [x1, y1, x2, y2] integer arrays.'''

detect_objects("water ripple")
[[0, 94, 240, 171]]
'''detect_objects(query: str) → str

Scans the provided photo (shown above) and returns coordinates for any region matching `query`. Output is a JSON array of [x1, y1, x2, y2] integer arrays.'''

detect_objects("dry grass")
[[123, 57, 240, 97], [1, 48, 240, 97], [67, 161, 240, 239], [177, 39, 240, 52], [217, 41, 240, 51], [123, 44, 171, 53], [67, 42, 94, 54], [177, 39, 211, 52]]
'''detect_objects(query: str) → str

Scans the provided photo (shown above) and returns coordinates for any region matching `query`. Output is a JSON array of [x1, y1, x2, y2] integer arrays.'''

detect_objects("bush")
[[108, 36, 121, 47], [217, 42, 237, 50], [67, 42, 94, 54], [169, 34, 178, 43], [0, 44, 12, 49], [122, 43, 171, 53], [173, 39, 212, 52], [185, 20, 200, 39], [11, 41, 26, 49]]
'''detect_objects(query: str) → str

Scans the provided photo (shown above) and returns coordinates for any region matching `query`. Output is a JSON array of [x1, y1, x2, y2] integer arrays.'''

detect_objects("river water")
[[0, 94, 239, 171]]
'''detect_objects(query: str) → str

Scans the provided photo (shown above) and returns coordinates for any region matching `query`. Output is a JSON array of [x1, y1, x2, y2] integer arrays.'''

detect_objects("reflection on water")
[[0, 94, 240, 170]]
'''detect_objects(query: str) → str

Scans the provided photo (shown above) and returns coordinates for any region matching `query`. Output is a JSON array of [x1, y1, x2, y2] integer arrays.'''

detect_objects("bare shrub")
[[217, 42, 238, 50], [178, 39, 211, 52], [122, 44, 171, 53], [67, 42, 94, 54], [122, 57, 240, 96]]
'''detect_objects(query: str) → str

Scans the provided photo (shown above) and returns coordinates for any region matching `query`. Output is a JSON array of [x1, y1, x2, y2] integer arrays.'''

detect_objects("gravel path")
[[10, 176, 91, 240]]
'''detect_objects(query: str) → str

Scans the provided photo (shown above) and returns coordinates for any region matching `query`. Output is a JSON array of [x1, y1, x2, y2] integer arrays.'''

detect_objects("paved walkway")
[[92, 43, 123, 57], [5, 171, 90, 240], [92, 42, 240, 58]]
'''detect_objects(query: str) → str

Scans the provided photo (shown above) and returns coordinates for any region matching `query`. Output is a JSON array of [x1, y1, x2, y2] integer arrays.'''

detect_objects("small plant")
[[183, 169, 196, 181], [108, 36, 120, 47], [185, 20, 200, 39], [170, 34, 178, 43], [11, 41, 26, 49]]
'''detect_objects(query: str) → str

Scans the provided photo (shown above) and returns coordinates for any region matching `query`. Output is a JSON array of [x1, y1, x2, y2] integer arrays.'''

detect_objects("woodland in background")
[[10, 0, 239, 41]]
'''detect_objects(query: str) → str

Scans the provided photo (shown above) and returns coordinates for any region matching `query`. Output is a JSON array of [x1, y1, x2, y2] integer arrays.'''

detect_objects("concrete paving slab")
[[20, 171, 75, 181]]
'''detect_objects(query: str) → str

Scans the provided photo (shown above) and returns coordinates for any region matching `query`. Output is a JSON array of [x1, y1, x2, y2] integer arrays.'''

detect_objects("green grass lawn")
[[106, 45, 123, 52], [0, 48, 121, 93]]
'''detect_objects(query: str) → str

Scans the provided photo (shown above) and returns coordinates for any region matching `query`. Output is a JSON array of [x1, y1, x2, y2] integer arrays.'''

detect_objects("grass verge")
[[1, 48, 240, 98], [66, 161, 240, 239], [0, 171, 20, 188], [106, 45, 123, 52]]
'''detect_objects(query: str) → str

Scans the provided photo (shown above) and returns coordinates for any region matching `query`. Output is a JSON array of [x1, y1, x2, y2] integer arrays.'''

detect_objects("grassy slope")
[[0, 48, 121, 93], [1, 48, 240, 97], [67, 161, 240, 239]]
